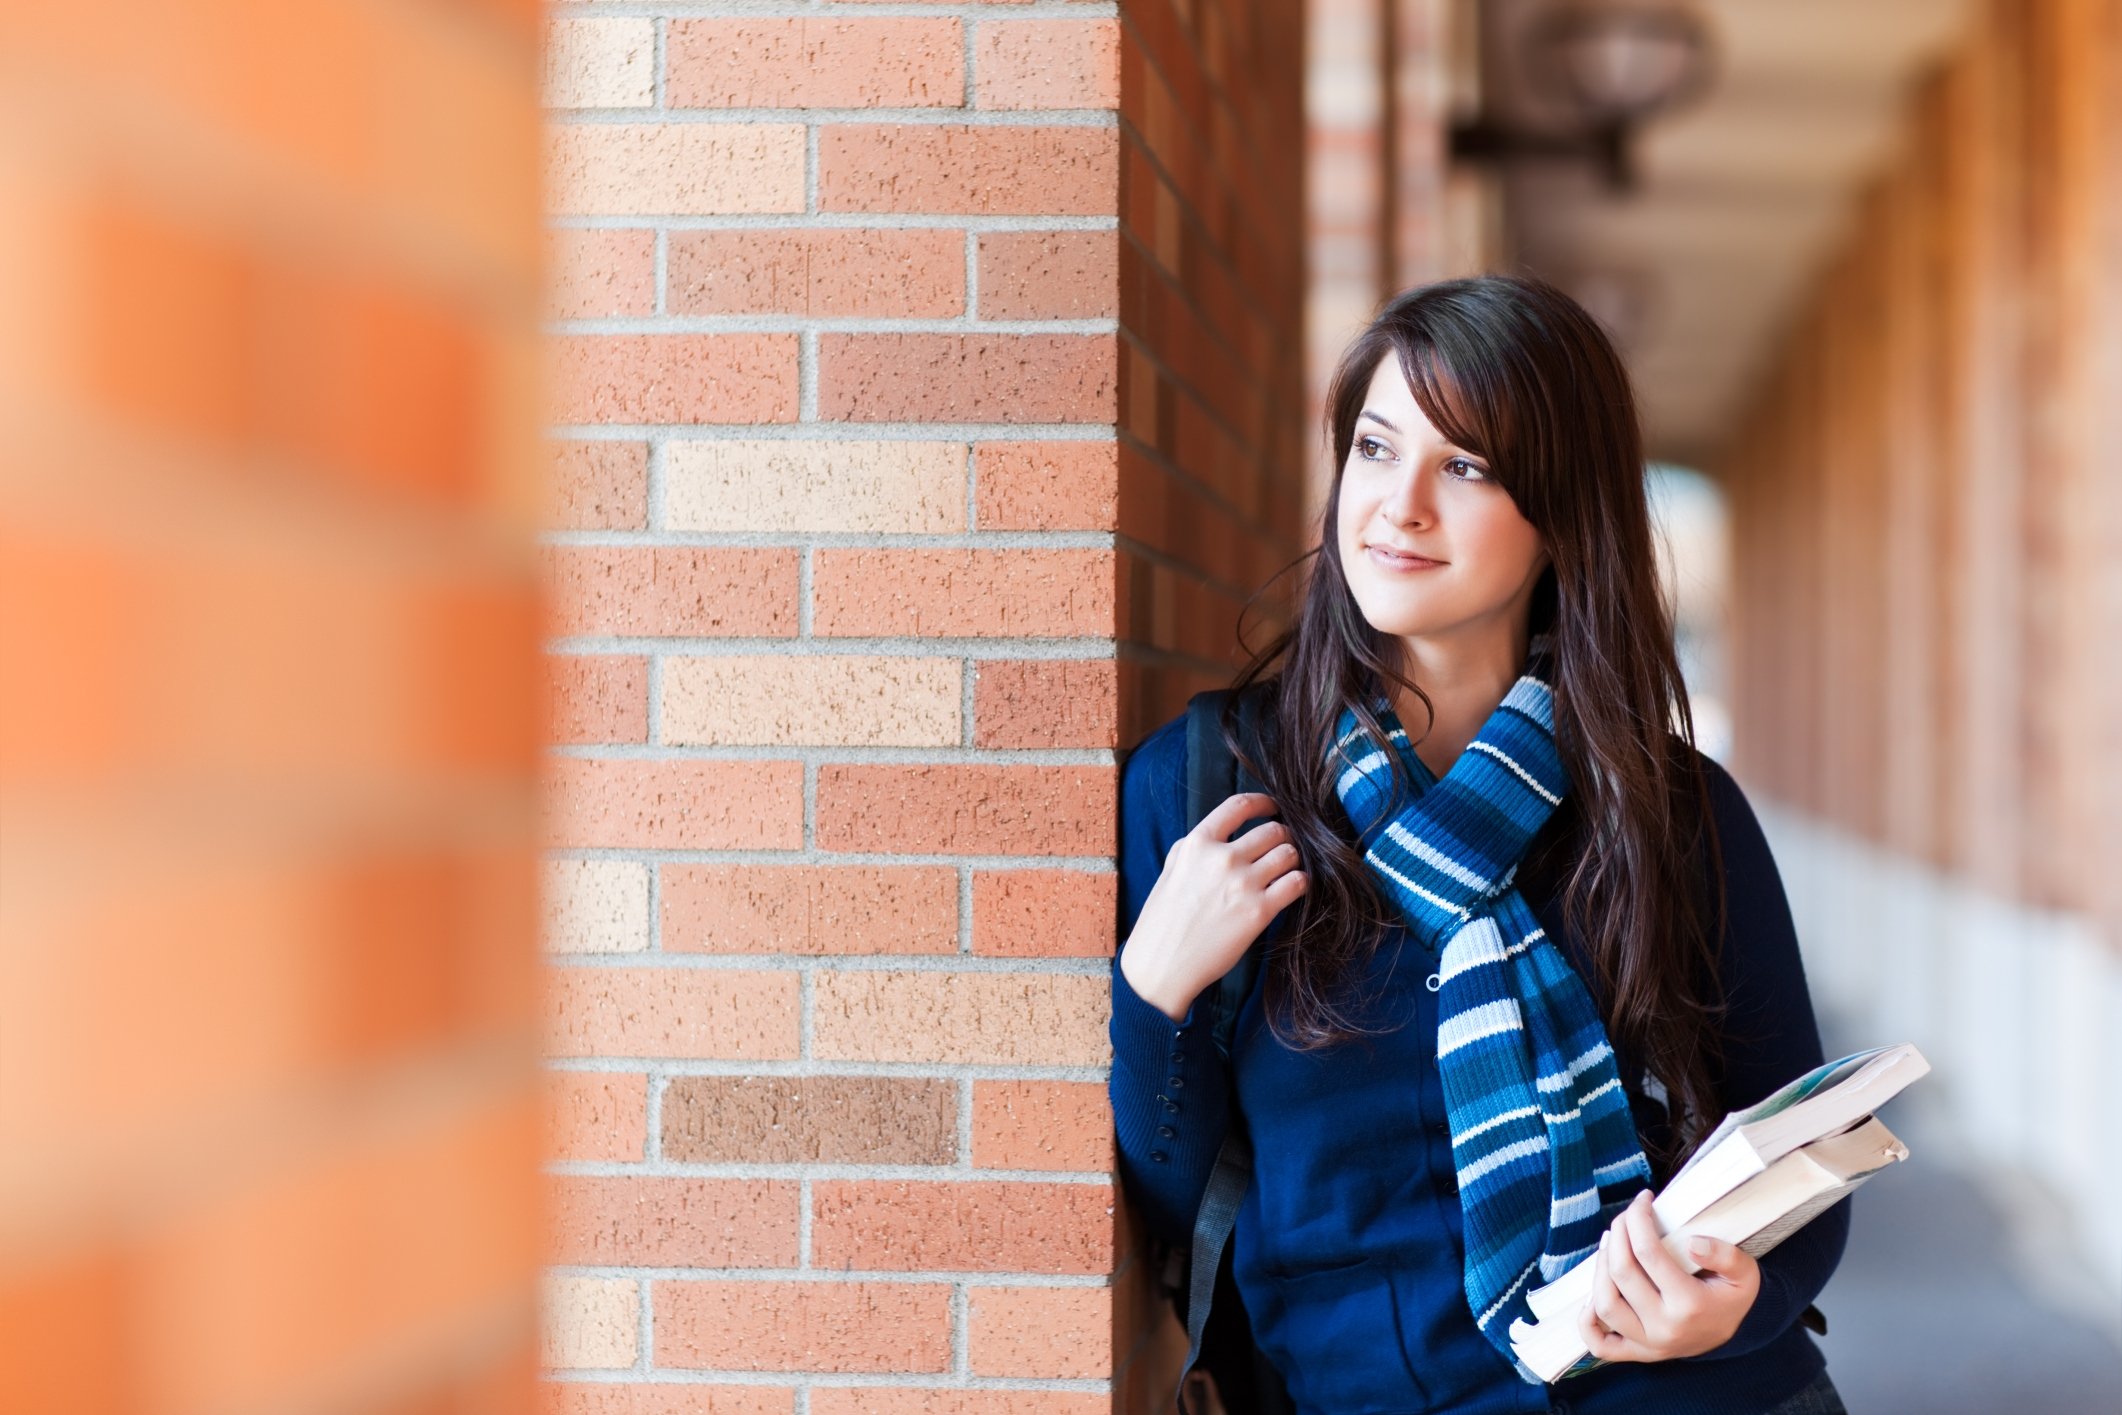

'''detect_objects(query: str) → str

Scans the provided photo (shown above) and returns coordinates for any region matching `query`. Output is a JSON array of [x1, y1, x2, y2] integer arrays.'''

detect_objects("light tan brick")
[[815, 763, 1114, 857], [668, 229, 965, 318], [971, 1080, 1114, 1173], [546, 966, 800, 1060], [654, 1280, 952, 1372], [811, 970, 1111, 1065], [541, 1276, 639, 1370], [818, 333, 1116, 424], [547, 1175, 801, 1267], [547, 124, 806, 215], [811, 549, 1116, 638], [667, 19, 963, 109], [543, 1069, 649, 1163], [664, 440, 966, 534], [544, 18, 656, 109], [542, 546, 801, 638], [972, 658, 1118, 750], [545, 231, 656, 321], [662, 864, 959, 956], [970, 868, 1116, 957], [663, 1075, 957, 1165], [973, 440, 1119, 530], [542, 857, 651, 953], [543, 759, 804, 850], [663, 655, 961, 746], [550, 333, 799, 424], [819, 125, 1117, 215], [974, 21, 1120, 111], [810, 1179, 1116, 1274], [968, 1284, 1112, 1376]]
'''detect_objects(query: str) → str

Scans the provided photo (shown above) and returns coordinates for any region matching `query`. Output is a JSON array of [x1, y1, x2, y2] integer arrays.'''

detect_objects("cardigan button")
[[1163, 1097, 1181, 1114], [1150, 1150, 1170, 1163], [1170, 1048, 1186, 1063], [1167, 1076, 1184, 1089], [1157, 1125, 1176, 1139]]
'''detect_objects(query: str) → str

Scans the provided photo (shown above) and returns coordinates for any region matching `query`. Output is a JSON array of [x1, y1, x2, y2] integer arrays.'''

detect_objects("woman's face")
[[1335, 353, 1550, 646]]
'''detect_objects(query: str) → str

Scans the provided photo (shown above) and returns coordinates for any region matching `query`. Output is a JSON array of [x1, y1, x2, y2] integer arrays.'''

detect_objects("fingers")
[[1685, 1234, 1756, 1285], [1588, 1227, 1649, 1347], [1230, 816, 1292, 865], [1620, 1190, 1692, 1301], [1195, 791, 1279, 843]]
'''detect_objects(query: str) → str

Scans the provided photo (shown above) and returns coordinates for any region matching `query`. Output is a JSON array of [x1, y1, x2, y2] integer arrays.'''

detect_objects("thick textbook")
[[1506, 1042, 1930, 1382]]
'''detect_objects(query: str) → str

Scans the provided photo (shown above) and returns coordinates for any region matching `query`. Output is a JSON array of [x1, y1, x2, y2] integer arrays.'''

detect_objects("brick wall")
[[538, 1, 1310, 1408], [0, 0, 549, 1409], [1718, 0, 2122, 936]]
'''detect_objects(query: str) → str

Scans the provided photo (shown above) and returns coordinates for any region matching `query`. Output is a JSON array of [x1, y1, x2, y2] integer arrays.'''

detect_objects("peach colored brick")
[[541, 1276, 639, 1370], [663, 655, 961, 746], [548, 1175, 800, 1267], [968, 1285, 1112, 1377], [543, 1384, 794, 1415], [541, 857, 651, 954], [810, 1179, 1115, 1274], [550, 333, 799, 424], [810, 1396, 1106, 1415], [662, 864, 959, 956], [654, 1280, 952, 1372], [545, 653, 649, 744], [668, 228, 965, 318], [973, 440, 1120, 529], [820, 125, 1117, 215], [818, 333, 1116, 424], [544, 18, 656, 109], [975, 21, 1121, 111], [976, 229, 1119, 319], [970, 868, 1116, 957], [546, 124, 806, 215], [971, 1080, 1114, 1174], [543, 1069, 649, 1163], [663, 440, 966, 534], [811, 548, 1116, 638], [545, 230, 656, 320], [666, 19, 963, 109], [543, 759, 804, 850], [662, 1075, 957, 1165], [547, 438, 649, 529], [542, 546, 801, 638], [972, 658, 1118, 750], [810, 970, 1111, 1065], [815, 763, 1114, 857], [546, 966, 800, 1060]]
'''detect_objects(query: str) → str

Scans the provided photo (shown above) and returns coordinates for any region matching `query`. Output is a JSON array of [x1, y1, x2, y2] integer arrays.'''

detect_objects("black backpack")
[[1144, 683, 1295, 1415]]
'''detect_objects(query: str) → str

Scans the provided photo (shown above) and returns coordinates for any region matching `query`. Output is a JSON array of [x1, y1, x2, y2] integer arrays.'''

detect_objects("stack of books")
[[1508, 1042, 1931, 1382]]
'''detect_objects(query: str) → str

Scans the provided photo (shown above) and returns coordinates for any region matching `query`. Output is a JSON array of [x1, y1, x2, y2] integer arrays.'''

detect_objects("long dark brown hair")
[[1224, 273, 1729, 1183]]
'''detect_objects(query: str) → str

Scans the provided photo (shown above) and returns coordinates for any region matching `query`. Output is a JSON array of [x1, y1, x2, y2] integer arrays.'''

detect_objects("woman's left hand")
[[1576, 1189, 1760, 1362]]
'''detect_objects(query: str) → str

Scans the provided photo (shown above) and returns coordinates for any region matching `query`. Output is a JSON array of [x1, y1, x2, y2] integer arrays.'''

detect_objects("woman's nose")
[[1379, 462, 1433, 526]]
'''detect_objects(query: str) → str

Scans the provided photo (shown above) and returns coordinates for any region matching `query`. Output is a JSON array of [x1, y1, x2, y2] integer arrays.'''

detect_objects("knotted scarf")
[[1327, 630, 1653, 1383]]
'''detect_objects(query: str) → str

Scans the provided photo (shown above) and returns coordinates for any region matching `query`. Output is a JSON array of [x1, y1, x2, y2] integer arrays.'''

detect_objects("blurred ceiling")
[[1477, 0, 1974, 467]]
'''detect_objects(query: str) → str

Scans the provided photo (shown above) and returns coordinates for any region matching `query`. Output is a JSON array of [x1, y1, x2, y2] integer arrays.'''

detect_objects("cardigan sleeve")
[[1108, 712, 1236, 1250], [1673, 751, 1850, 1363]]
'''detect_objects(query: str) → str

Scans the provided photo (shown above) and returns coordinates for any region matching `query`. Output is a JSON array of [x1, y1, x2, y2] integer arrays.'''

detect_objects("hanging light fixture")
[[1451, 1, 1715, 194]]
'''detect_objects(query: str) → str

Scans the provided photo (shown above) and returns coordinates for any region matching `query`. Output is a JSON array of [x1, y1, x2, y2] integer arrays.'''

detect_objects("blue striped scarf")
[[1328, 631, 1653, 1383]]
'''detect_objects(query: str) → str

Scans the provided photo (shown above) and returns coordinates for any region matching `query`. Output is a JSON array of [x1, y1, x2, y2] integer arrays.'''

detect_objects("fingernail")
[[1690, 1236, 1715, 1258]]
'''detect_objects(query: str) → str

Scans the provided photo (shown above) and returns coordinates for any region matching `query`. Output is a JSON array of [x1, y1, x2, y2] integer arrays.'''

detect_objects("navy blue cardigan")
[[1110, 708, 1848, 1415]]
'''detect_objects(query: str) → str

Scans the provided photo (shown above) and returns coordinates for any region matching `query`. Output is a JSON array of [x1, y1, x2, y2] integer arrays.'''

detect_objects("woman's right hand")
[[1119, 792, 1309, 1023]]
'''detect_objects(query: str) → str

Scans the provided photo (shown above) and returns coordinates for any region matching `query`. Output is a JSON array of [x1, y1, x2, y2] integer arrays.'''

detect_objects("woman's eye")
[[1447, 456, 1488, 481], [1355, 435, 1390, 461]]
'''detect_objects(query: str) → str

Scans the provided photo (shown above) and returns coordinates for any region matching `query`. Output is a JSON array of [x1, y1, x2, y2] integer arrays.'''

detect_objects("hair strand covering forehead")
[[1396, 323, 1516, 467]]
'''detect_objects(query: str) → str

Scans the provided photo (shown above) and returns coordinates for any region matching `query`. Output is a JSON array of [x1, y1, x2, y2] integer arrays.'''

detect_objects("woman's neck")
[[1389, 625, 1532, 779]]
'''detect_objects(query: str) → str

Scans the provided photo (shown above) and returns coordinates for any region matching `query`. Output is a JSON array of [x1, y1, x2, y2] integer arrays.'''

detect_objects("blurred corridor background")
[[3, 1, 2119, 1411]]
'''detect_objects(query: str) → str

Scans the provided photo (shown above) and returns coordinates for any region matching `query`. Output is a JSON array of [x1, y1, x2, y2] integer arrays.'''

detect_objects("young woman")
[[1109, 276, 1851, 1415]]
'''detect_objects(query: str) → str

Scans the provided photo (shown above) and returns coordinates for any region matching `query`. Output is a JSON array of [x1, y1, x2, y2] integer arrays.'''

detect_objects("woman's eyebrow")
[[1357, 409, 1400, 432]]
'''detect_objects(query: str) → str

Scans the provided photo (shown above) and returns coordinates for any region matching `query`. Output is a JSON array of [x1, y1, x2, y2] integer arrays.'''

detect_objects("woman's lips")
[[1366, 544, 1446, 572]]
